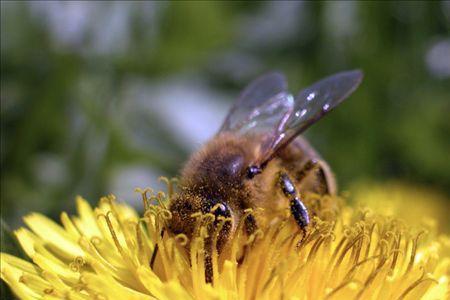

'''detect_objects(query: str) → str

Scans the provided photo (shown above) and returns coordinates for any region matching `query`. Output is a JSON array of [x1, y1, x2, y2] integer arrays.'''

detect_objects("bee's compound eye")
[[246, 165, 262, 179], [217, 204, 226, 213], [213, 202, 231, 218]]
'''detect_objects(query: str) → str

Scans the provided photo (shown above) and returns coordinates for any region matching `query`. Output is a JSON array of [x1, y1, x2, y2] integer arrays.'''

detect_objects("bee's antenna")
[[150, 228, 165, 269], [246, 165, 262, 179]]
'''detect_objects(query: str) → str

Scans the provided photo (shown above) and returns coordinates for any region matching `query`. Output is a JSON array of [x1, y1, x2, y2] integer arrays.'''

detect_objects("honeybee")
[[160, 70, 363, 282]]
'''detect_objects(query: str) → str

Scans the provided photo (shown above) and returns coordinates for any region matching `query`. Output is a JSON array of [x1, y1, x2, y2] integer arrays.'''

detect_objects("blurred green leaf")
[[0, 218, 25, 258], [1, 218, 25, 300], [1, 1, 449, 227]]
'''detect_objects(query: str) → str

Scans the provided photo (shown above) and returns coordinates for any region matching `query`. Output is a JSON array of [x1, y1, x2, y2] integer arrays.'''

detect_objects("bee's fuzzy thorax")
[[180, 132, 257, 186]]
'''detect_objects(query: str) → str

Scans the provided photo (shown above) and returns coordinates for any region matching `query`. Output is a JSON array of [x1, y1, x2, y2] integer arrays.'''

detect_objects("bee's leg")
[[295, 158, 333, 195], [278, 172, 310, 234], [204, 238, 214, 284], [244, 213, 257, 235], [295, 159, 319, 183], [235, 213, 258, 265], [150, 229, 165, 269]]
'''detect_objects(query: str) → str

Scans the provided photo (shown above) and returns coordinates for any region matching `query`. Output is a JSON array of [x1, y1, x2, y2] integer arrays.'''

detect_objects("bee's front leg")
[[278, 172, 310, 232]]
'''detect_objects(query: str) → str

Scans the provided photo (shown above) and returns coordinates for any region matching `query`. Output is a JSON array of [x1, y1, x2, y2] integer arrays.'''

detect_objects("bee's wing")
[[219, 70, 363, 167], [258, 69, 364, 165], [219, 72, 290, 132]]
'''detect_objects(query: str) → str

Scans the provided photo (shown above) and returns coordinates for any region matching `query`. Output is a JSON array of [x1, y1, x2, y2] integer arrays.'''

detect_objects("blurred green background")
[[1, 1, 449, 229]]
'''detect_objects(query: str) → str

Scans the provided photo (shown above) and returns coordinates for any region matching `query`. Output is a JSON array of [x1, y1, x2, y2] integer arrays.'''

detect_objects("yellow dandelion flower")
[[1, 184, 449, 300], [351, 181, 450, 233]]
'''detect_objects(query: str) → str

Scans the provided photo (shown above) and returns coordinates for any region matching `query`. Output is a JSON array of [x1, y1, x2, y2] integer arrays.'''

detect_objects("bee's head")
[[168, 191, 234, 253], [168, 134, 253, 251]]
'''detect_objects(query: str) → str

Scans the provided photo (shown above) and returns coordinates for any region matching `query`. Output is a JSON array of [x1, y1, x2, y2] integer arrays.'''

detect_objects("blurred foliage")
[[1, 1, 449, 227], [0, 217, 26, 298]]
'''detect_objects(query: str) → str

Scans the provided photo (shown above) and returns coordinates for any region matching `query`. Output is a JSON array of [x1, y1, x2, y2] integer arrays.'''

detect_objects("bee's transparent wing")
[[257, 70, 364, 165], [288, 70, 363, 132], [219, 72, 290, 132], [218, 70, 363, 166]]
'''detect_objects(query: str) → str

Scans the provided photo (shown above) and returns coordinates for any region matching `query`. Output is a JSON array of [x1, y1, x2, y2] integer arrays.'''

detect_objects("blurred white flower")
[[29, 1, 93, 49], [28, 1, 165, 55], [122, 74, 230, 151], [324, 1, 357, 40], [238, 1, 305, 48], [32, 154, 68, 187], [425, 39, 450, 78], [108, 165, 163, 209]]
